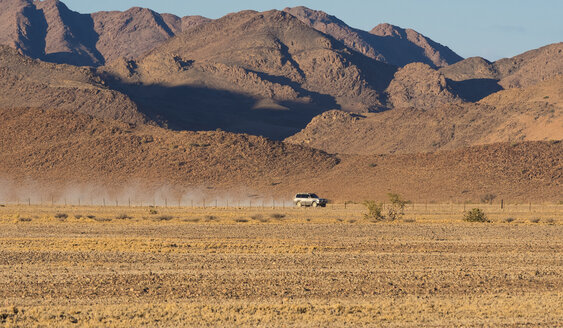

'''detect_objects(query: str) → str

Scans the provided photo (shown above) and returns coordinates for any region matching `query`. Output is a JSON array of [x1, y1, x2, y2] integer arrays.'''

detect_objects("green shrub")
[[464, 208, 489, 222], [363, 201, 384, 221]]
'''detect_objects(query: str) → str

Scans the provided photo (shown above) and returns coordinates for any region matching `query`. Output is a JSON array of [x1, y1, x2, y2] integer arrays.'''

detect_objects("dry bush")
[[464, 208, 489, 222], [270, 213, 286, 219], [94, 217, 112, 222], [387, 193, 408, 221], [154, 215, 173, 221], [250, 214, 264, 221], [504, 217, 515, 223], [183, 218, 201, 223], [530, 218, 541, 223], [149, 209, 158, 215], [18, 217, 32, 222], [205, 215, 218, 222], [74, 214, 83, 219], [54, 213, 68, 219], [115, 213, 132, 220], [403, 218, 416, 223], [234, 218, 249, 223], [86, 215, 96, 219]]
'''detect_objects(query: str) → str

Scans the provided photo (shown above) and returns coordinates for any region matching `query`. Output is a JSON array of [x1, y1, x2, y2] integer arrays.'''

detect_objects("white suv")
[[293, 193, 328, 207]]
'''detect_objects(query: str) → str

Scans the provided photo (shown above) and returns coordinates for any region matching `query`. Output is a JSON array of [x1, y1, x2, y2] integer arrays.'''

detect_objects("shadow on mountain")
[[448, 78, 504, 102], [111, 82, 332, 140], [20, 4, 48, 59], [37, 2, 104, 66]]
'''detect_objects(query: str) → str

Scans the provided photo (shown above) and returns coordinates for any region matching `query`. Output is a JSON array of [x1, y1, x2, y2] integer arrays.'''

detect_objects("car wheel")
[[312, 202, 318, 208], [297, 201, 302, 207]]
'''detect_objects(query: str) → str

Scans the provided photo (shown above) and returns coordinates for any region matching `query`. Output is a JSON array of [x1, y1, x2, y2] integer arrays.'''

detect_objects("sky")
[[61, 0, 563, 61]]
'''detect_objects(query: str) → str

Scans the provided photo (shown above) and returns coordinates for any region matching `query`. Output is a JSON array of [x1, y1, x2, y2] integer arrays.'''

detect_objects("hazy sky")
[[62, 0, 562, 61]]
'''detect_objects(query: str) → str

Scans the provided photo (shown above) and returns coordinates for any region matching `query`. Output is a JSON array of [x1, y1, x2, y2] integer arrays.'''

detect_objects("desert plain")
[[1, 203, 561, 327]]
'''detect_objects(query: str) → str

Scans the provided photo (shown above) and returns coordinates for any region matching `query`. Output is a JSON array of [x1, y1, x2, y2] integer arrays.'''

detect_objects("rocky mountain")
[[287, 43, 563, 154], [0, 0, 210, 66], [284, 6, 463, 68], [441, 43, 563, 89], [0, 45, 145, 123], [103, 9, 397, 139], [0, 0, 560, 156]]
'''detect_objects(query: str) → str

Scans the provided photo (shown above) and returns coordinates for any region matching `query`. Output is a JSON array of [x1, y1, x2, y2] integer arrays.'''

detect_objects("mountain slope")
[[286, 75, 563, 155], [0, 0, 210, 66], [1, 106, 560, 202], [284, 6, 463, 68], [441, 43, 563, 89], [103, 9, 397, 139], [0, 45, 145, 124]]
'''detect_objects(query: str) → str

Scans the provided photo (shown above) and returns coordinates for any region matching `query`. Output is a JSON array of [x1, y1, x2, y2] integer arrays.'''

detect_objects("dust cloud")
[[0, 178, 293, 208]]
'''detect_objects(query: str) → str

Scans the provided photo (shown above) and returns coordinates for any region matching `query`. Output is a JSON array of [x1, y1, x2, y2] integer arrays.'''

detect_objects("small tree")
[[387, 193, 408, 221], [464, 208, 489, 222], [363, 201, 385, 221], [481, 193, 496, 205]]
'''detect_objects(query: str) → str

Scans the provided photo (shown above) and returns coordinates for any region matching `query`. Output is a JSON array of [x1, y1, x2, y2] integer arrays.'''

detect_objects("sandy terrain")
[[0, 204, 561, 327]]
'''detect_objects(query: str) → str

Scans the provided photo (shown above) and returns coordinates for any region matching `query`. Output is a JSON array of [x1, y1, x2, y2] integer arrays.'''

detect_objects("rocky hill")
[[0, 45, 145, 124], [1, 106, 560, 202], [286, 76, 562, 155], [287, 43, 563, 154], [284, 6, 463, 68], [441, 43, 563, 89]]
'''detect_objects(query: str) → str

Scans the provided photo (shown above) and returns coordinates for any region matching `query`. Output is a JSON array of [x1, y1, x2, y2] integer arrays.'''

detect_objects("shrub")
[[205, 215, 218, 222], [234, 218, 249, 223], [154, 215, 173, 221], [270, 213, 286, 219], [149, 209, 158, 215], [250, 214, 264, 221], [54, 213, 68, 219], [86, 215, 96, 219], [115, 213, 132, 220], [464, 208, 489, 222], [18, 217, 32, 222], [74, 214, 83, 219], [504, 217, 515, 223], [387, 193, 408, 221], [363, 201, 384, 221], [530, 218, 540, 223]]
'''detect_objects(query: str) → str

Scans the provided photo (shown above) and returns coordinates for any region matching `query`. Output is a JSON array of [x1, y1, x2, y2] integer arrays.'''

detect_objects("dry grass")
[[0, 204, 561, 326]]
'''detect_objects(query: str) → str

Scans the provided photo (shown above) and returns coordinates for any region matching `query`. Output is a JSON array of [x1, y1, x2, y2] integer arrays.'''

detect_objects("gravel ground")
[[0, 209, 561, 327]]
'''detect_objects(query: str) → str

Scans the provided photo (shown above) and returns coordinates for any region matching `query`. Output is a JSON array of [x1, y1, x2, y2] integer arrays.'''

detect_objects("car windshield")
[[310, 194, 319, 198]]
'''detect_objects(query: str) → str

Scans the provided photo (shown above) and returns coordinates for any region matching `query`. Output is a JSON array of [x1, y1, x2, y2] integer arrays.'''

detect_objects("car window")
[[310, 194, 318, 198]]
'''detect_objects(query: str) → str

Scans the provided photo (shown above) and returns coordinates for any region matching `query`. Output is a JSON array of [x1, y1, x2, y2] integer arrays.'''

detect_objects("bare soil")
[[0, 205, 561, 327]]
